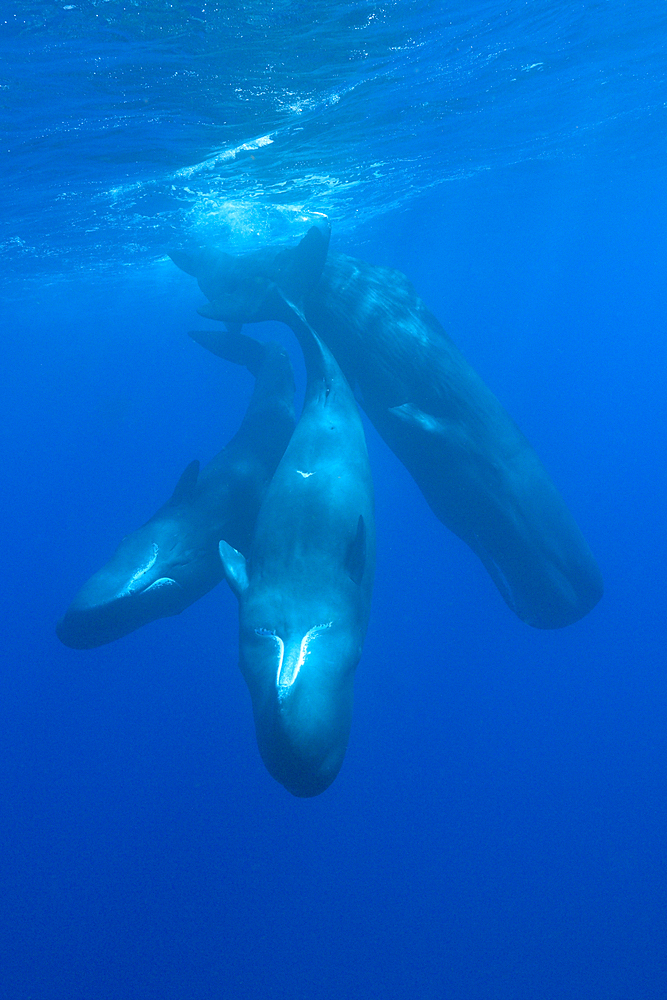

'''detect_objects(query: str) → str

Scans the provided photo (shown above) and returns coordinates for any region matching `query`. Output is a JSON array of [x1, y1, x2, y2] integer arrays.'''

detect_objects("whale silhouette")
[[170, 225, 602, 629], [219, 298, 375, 797], [57, 332, 295, 649]]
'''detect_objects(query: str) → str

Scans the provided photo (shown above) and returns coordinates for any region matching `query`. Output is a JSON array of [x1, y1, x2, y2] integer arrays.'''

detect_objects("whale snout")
[[239, 620, 359, 795], [55, 600, 134, 649], [259, 728, 348, 798], [56, 577, 184, 649]]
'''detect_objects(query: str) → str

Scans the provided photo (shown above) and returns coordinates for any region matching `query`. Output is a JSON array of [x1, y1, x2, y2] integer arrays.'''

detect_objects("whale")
[[56, 332, 295, 649], [216, 226, 376, 796], [170, 226, 602, 629]]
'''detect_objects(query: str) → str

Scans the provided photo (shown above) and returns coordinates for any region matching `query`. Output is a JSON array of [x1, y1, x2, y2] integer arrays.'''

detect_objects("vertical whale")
[[217, 230, 376, 795]]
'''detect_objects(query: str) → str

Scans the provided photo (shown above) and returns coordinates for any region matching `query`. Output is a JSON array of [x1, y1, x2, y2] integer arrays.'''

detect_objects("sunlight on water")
[[1, 1, 665, 279]]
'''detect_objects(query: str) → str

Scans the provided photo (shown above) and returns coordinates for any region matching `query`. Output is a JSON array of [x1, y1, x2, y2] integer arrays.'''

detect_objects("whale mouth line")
[[254, 622, 333, 700], [69, 574, 183, 617]]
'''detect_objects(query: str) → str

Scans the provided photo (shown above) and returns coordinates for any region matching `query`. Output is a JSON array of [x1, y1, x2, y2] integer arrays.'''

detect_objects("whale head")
[[241, 614, 359, 797], [56, 516, 216, 649], [219, 539, 363, 797], [56, 460, 222, 649]]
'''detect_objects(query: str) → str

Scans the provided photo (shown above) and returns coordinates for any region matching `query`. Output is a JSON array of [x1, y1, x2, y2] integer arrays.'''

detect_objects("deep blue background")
[[1, 4, 667, 997]]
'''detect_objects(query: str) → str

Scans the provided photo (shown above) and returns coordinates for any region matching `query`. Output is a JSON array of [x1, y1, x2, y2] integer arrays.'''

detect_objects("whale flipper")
[[218, 540, 249, 598], [388, 401, 473, 453]]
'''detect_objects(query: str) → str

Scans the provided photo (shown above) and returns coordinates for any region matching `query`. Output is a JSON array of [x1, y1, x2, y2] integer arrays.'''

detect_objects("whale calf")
[[171, 227, 602, 629], [217, 226, 376, 796], [57, 332, 295, 649]]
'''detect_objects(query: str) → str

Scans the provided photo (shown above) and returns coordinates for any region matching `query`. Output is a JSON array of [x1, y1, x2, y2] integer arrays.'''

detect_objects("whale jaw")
[[242, 624, 356, 797]]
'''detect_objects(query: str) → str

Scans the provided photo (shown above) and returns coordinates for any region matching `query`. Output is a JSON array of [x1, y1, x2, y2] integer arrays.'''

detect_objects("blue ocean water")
[[1, 1, 666, 997]]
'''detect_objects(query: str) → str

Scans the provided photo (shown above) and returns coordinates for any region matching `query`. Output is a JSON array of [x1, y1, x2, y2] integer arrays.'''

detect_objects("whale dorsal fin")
[[345, 515, 366, 586], [219, 540, 249, 598], [170, 459, 200, 504]]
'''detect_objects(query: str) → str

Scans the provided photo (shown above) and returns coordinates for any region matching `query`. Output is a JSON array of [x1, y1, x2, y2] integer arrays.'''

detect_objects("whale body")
[[217, 225, 376, 796], [170, 228, 602, 629], [302, 253, 603, 628], [56, 333, 295, 649]]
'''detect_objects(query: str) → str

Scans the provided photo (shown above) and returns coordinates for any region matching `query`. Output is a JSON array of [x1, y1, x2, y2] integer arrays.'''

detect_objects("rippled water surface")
[[2, 1, 665, 277]]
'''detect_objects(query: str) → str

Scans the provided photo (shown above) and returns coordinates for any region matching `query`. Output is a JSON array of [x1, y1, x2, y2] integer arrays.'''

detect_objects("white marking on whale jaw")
[[143, 577, 181, 593], [254, 623, 333, 702], [116, 543, 160, 598], [296, 470, 315, 478]]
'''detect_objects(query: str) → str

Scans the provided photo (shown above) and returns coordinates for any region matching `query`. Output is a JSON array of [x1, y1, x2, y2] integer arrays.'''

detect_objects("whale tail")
[[272, 218, 331, 306]]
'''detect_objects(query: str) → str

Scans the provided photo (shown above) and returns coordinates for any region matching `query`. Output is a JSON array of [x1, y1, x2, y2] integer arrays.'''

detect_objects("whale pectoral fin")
[[345, 515, 367, 586], [388, 402, 443, 434], [143, 577, 181, 593], [170, 459, 200, 504], [388, 402, 472, 452], [219, 540, 249, 598]]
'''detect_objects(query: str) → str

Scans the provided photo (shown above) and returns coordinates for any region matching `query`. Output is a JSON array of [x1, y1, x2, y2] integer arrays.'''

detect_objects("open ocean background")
[[1, 2, 666, 997]]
